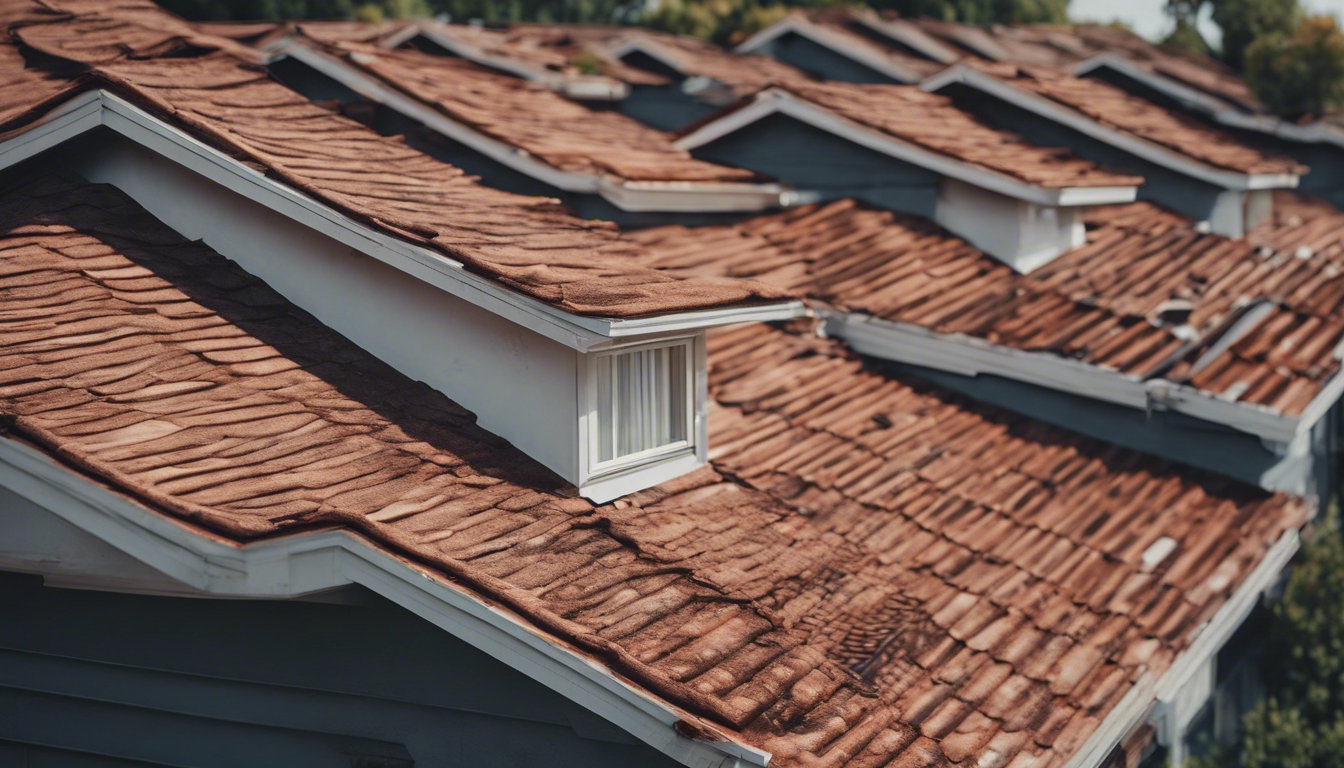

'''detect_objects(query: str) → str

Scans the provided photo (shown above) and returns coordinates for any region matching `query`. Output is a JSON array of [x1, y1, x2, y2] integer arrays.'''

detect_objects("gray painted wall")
[[742, 31, 903, 84], [691, 112, 942, 216], [937, 83, 1234, 223], [0, 568, 681, 768]]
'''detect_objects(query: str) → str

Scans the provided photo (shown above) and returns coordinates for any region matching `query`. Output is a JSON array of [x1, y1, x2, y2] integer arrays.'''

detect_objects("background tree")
[[1161, 0, 1210, 55], [1209, 0, 1300, 70], [1243, 15, 1344, 119]]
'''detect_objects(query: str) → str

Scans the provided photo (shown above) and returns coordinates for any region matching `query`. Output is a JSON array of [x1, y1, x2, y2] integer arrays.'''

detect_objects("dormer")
[[924, 65, 1306, 238], [675, 84, 1141, 272], [733, 14, 925, 84]]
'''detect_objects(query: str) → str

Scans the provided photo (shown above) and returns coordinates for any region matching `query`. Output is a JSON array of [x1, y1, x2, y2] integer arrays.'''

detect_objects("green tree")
[[1244, 15, 1344, 118], [1188, 508, 1344, 767], [1209, 0, 1300, 70]]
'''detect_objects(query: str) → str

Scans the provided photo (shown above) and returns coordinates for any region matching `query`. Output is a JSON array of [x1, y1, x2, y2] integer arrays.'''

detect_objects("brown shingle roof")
[[0, 12, 792, 319], [0, 175, 1307, 768], [975, 64, 1303, 176], [767, 81, 1144, 188], [635, 196, 1344, 416], [306, 38, 762, 183]]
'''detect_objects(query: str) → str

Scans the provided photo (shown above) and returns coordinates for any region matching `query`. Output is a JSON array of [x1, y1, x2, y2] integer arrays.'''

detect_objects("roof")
[[702, 81, 1144, 189], [0, 10, 793, 319], [633, 196, 1344, 418], [296, 36, 762, 183], [7, 0, 261, 62], [0, 174, 1308, 768], [963, 64, 1304, 177]]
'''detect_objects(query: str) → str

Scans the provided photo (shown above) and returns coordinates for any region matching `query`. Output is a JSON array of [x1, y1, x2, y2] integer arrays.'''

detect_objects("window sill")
[[578, 448, 703, 504]]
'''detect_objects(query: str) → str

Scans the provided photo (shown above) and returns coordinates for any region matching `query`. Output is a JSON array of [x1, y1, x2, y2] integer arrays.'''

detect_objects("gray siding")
[[692, 112, 942, 216], [0, 570, 681, 768], [613, 84, 720, 132], [745, 31, 904, 84]]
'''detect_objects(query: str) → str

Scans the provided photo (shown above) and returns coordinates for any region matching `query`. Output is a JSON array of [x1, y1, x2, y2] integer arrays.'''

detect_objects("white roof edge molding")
[[0, 435, 772, 768], [830, 310, 1334, 446], [673, 88, 1139, 207], [1062, 526, 1301, 768], [1071, 55, 1344, 151], [851, 11, 960, 64], [0, 88, 804, 352], [733, 15, 923, 83], [266, 40, 784, 212], [921, 65, 1301, 192]]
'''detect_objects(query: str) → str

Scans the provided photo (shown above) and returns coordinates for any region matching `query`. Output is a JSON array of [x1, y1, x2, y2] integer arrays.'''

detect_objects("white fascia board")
[[0, 89, 798, 350], [606, 300, 808, 338], [922, 66, 1298, 192], [1073, 54, 1241, 119], [1063, 527, 1301, 768], [274, 41, 783, 211], [732, 16, 923, 83], [391, 22, 566, 88], [0, 435, 771, 768], [831, 311, 1152, 409], [833, 311, 1330, 445], [673, 89, 1137, 206], [560, 78, 630, 101]]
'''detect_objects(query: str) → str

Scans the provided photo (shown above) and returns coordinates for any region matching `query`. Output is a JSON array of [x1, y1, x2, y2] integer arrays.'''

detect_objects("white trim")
[[921, 66, 1301, 192], [265, 40, 790, 213], [577, 334, 709, 503], [0, 88, 803, 351], [830, 311, 1327, 445], [0, 436, 769, 768], [733, 16, 923, 83], [673, 89, 1138, 206], [1063, 529, 1300, 768]]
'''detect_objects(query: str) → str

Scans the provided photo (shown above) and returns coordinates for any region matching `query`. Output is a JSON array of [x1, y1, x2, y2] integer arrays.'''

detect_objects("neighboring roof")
[[7, 0, 261, 62], [958, 64, 1304, 178], [735, 9, 951, 81], [189, 20, 282, 45], [687, 81, 1144, 190], [634, 196, 1344, 419], [0, 14, 793, 319], [295, 37, 762, 183], [0, 175, 1308, 768]]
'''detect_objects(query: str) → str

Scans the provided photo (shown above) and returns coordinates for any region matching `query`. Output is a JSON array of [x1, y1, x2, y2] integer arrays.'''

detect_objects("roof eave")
[[923, 65, 1303, 193], [0, 434, 773, 768], [675, 88, 1140, 207], [733, 15, 922, 83]]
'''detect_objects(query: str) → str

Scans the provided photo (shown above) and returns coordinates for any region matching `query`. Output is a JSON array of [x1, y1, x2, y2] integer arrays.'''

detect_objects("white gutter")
[[921, 66, 1301, 192], [0, 436, 771, 768], [831, 311, 1327, 446], [1062, 527, 1301, 768], [265, 40, 790, 213], [0, 89, 803, 351], [674, 89, 1139, 207], [733, 16, 923, 83]]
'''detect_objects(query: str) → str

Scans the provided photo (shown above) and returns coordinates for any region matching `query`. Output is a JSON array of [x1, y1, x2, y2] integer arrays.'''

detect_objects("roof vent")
[[1142, 536, 1178, 569], [1154, 298, 1194, 327], [1295, 245, 1314, 260]]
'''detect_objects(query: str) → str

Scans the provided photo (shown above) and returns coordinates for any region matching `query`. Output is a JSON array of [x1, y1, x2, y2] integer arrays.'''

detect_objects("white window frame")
[[577, 333, 706, 496]]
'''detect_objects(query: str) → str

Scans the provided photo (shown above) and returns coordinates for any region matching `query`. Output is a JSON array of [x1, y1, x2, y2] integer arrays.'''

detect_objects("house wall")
[[56, 129, 582, 486], [742, 31, 904, 84], [880, 359, 1328, 496], [0, 567, 682, 768], [937, 83, 1251, 234], [690, 111, 942, 216], [612, 84, 719, 132]]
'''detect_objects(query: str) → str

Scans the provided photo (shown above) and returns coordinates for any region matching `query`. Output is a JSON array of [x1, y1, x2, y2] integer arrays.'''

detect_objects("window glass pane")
[[596, 342, 689, 466]]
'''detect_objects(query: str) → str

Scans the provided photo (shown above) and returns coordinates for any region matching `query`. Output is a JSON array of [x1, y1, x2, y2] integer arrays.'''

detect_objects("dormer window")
[[580, 335, 706, 502], [592, 337, 694, 468]]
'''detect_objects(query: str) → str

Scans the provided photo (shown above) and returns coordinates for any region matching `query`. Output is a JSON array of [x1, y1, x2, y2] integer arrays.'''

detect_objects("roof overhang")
[[733, 16, 923, 83], [0, 88, 804, 351], [850, 11, 959, 64], [606, 36, 689, 76], [922, 65, 1302, 192], [0, 433, 772, 768], [674, 88, 1139, 207], [266, 40, 787, 213], [830, 309, 1336, 446]]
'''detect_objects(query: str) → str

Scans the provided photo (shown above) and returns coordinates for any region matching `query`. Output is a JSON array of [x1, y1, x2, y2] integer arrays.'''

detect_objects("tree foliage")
[[1188, 509, 1344, 768], [1209, 0, 1301, 70], [1244, 15, 1344, 119]]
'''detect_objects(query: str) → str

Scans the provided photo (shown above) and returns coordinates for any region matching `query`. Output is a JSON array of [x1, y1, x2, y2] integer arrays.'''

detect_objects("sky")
[[1068, 0, 1344, 42]]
